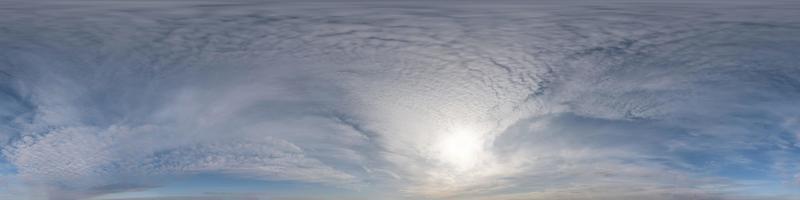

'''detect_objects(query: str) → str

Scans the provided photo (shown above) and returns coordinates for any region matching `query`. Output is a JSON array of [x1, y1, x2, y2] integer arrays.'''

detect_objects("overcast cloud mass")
[[1, 0, 799, 200]]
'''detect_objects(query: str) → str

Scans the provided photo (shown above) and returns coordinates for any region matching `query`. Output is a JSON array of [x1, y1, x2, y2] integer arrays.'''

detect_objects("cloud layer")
[[1, 0, 799, 199]]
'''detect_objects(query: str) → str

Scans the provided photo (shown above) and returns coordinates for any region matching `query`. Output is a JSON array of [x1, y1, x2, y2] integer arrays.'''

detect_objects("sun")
[[435, 126, 485, 171]]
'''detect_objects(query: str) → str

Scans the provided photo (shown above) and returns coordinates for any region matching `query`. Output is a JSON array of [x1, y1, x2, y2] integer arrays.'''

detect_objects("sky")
[[0, 0, 799, 200]]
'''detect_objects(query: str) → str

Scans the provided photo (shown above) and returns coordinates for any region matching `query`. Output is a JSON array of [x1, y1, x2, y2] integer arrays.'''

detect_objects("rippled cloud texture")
[[1, 0, 800, 200]]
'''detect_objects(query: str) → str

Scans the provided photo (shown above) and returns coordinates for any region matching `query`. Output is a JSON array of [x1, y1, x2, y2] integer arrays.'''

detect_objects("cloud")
[[97, 197, 258, 200], [0, 0, 799, 200]]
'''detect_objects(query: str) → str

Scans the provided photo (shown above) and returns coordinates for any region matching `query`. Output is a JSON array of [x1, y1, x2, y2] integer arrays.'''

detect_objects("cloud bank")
[[0, 0, 799, 199]]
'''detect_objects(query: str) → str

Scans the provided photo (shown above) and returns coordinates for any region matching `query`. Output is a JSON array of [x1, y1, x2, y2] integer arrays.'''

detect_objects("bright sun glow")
[[436, 127, 485, 171]]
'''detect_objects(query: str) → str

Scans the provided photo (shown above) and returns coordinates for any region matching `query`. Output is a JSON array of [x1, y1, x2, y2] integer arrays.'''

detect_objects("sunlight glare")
[[436, 126, 485, 171]]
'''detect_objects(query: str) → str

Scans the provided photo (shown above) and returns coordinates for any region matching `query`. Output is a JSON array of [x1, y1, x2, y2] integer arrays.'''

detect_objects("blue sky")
[[1, 0, 799, 200]]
